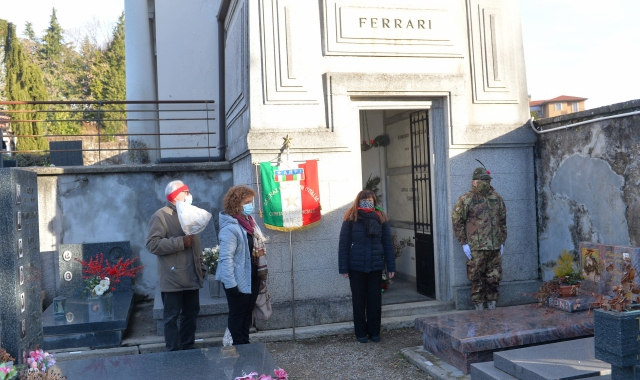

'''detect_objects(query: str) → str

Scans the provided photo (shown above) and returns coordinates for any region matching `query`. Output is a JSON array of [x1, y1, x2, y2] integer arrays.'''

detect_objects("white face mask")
[[184, 195, 193, 205]]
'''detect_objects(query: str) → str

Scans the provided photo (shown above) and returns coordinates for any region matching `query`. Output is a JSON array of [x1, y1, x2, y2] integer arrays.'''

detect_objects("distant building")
[[529, 95, 587, 118]]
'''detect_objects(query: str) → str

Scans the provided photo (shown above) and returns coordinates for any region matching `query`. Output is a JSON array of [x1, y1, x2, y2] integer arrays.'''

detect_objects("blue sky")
[[2, 0, 638, 109]]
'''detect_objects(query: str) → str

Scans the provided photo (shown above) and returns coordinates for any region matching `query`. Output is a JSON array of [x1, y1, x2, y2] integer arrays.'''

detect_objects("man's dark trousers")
[[161, 289, 200, 351], [348, 269, 382, 339]]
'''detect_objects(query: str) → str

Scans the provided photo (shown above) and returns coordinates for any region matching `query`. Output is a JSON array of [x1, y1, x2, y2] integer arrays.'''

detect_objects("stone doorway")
[[359, 109, 435, 302]]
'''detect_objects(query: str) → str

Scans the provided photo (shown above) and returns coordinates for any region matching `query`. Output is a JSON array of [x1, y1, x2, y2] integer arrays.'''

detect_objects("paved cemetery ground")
[[268, 328, 430, 380], [124, 300, 431, 379]]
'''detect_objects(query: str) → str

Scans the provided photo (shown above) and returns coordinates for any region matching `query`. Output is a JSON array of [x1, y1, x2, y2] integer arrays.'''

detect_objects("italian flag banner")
[[260, 160, 321, 231]]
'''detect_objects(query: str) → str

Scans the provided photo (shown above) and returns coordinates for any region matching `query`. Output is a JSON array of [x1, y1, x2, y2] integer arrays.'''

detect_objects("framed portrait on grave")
[[21, 320, 26, 338], [18, 239, 23, 258], [20, 293, 25, 312], [20, 266, 24, 285], [17, 211, 22, 230], [16, 184, 21, 204]]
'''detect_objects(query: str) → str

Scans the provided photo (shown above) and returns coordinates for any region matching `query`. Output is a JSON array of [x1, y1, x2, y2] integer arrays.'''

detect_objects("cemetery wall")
[[25, 163, 233, 301], [535, 99, 640, 280]]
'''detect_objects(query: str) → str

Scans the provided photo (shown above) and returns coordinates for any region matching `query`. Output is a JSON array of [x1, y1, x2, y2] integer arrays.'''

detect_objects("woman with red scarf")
[[217, 186, 268, 345], [338, 190, 395, 343]]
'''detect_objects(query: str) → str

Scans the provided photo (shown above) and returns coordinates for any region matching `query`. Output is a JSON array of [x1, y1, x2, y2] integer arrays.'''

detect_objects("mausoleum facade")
[[124, 0, 538, 317]]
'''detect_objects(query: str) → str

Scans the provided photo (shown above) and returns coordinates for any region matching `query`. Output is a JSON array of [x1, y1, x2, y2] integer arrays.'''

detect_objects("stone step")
[[381, 300, 455, 318], [493, 338, 611, 380], [153, 278, 454, 335], [470, 362, 517, 380]]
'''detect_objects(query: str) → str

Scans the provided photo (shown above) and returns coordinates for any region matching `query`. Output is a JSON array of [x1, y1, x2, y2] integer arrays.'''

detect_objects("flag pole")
[[283, 135, 296, 341]]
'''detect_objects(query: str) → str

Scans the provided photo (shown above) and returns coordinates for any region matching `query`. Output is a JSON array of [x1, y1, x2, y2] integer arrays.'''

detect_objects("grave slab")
[[415, 305, 594, 374], [0, 169, 43, 362], [42, 291, 134, 349], [493, 338, 610, 380], [52, 343, 279, 380]]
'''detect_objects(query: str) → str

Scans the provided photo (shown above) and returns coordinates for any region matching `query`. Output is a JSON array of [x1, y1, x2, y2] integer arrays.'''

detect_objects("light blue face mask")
[[242, 203, 254, 216]]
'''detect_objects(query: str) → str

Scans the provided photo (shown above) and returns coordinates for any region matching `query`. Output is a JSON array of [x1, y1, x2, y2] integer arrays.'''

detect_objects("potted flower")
[[75, 253, 144, 318], [552, 250, 582, 297], [203, 246, 223, 298]]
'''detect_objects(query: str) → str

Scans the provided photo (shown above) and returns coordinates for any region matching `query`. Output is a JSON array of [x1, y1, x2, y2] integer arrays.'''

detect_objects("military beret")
[[472, 167, 492, 180]]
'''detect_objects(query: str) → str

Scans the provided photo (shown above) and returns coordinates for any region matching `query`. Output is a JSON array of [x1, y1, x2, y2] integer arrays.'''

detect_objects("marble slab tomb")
[[415, 304, 595, 374], [53, 343, 279, 380]]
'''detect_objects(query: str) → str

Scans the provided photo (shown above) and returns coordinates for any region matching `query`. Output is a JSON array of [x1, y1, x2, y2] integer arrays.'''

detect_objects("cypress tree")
[[4, 22, 48, 152], [40, 8, 63, 61], [23, 22, 36, 40], [99, 12, 126, 137]]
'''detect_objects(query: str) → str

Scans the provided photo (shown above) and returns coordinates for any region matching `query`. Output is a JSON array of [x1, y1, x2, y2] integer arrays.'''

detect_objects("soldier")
[[452, 166, 507, 310]]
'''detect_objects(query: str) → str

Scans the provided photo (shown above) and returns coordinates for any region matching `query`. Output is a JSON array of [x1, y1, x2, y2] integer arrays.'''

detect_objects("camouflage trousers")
[[466, 249, 502, 304]]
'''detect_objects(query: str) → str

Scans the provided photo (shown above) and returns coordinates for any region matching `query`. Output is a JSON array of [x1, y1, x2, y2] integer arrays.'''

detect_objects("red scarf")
[[357, 207, 382, 220], [233, 214, 255, 235]]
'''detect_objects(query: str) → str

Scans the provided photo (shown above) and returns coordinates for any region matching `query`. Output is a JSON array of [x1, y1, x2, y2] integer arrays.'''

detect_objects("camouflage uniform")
[[452, 168, 507, 305]]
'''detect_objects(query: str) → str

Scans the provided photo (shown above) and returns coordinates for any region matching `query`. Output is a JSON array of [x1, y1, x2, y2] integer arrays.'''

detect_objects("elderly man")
[[452, 167, 507, 311], [146, 180, 206, 351]]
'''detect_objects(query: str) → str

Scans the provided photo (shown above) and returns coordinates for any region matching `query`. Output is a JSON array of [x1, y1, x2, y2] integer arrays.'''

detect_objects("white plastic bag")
[[176, 201, 212, 235]]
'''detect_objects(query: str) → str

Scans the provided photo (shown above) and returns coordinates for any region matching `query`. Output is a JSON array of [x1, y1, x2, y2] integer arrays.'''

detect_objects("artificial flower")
[[273, 369, 288, 379]]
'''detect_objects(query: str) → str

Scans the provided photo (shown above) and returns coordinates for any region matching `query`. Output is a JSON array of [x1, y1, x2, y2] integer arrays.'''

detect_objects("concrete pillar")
[[124, 0, 160, 163]]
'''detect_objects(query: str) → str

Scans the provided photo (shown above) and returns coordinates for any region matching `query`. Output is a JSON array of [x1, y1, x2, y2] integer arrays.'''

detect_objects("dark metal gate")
[[409, 110, 436, 298]]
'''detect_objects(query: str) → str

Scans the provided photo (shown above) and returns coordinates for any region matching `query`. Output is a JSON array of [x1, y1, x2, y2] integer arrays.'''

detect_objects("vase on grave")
[[209, 275, 224, 298], [557, 283, 580, 297], [99, 293, 114, 319], [594, 308, 640, 380]]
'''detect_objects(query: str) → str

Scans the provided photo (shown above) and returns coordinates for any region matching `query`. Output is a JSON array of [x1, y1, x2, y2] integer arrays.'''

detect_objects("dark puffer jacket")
[[338, 218, 396, 274]]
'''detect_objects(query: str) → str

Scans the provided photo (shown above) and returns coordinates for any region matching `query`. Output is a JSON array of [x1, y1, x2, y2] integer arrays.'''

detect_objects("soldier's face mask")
[[476, 180, 491, 194]]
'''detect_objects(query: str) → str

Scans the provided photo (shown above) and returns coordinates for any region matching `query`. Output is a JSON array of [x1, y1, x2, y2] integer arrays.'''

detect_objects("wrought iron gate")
[[409, 110, 435, 298]]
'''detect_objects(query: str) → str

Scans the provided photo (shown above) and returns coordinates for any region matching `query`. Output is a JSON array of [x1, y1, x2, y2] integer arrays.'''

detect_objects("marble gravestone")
[[0, 169, 43, 362], [58, 242, 132, 298], [579, 242, 640, 297]]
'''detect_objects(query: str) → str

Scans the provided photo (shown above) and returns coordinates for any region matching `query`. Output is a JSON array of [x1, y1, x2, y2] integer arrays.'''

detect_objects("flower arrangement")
[[203, 246, 220, 275], [0, 348, 16, 380], [75, 253, 144, 297], [235, 368, 288, 380], [552, 250, 583, 286], [0, 347, 16, 380], [25, 349, 56, 373], [392, 235, 412, 259], [0, 365, 17, 380]]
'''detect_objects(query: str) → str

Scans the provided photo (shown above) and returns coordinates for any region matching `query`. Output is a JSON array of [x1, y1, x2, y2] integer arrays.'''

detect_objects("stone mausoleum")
[[122, 0, 538, 322]]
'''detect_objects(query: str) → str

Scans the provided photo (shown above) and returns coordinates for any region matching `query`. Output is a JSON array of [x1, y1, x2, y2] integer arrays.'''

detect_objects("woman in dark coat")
[[338, 189, 395, 343]]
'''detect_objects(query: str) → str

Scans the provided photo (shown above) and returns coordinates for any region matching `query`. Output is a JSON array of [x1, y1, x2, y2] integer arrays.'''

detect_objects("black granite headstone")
[[58, 242, 132, 298], [49, 141, 83, 166], [0, 169, 43, 362], [2, 159, 16, 167]]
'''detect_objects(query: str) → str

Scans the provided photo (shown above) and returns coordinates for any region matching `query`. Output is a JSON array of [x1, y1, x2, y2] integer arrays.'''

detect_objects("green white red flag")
[[259, 160, 321, 231]]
